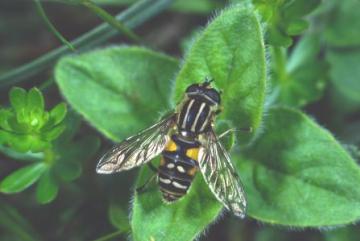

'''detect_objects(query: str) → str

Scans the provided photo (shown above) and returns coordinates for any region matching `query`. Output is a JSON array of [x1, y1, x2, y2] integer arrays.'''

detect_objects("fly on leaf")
[[96, 79, 247, 218]]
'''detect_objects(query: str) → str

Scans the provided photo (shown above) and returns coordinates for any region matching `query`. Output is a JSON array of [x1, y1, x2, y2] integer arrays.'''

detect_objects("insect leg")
[[135, 163, 159, 193], [218, 127, 253, 139], [136, 174, 157, 194], [147, 163, 158, 173]]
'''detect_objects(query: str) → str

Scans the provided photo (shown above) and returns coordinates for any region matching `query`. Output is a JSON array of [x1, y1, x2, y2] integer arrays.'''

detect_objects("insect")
[[96, 79, 247, 218]]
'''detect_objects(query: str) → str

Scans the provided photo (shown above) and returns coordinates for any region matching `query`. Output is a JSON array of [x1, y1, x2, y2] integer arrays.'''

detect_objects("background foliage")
[[0, 0, 359, 241]]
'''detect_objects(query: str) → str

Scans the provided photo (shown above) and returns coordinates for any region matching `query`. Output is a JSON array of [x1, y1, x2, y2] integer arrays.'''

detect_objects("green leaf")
[[250, 0, 321, 47], [55, 46, 179, 141], [132, 6, 265, 241], [0, 145, 44, 162], [0, 162, 48, 193], [286, 19, 308, 35], [9, 87, 27, 113], [54, 135, 100, 182], [27, 87, 44, 112], [49, 103, 67, 126], [36, 170, 59, 204], [171, 0, 222, 13], [42, 124, 66, 141], [174, 5, 266, 144], [54, 109, 81, 143], [25, 88, 47, 129], [237, 107, 360, 226], [132, 160, 221, 241], [55, 162, 82, 182], [324, 0, 360, 47], [326, 49, 360, 108], [1, 87, 65, 153], [0, 109, 14, 131], [108, 202, 130, 230]]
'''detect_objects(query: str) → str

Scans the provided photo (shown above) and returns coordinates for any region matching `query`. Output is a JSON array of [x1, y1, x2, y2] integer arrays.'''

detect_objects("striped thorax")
[[177, 82, 221, 136]]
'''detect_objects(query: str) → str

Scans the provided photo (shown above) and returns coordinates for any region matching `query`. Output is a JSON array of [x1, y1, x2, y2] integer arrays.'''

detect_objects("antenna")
[[203, 77, 214, 87]]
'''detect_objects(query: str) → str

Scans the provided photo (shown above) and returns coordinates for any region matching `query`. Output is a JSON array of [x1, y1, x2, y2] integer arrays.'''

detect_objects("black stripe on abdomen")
[[158, 156, 195, 202]]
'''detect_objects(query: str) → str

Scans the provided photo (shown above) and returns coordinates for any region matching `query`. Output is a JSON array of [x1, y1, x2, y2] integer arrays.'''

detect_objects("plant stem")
[[0, 0, 174, 87], [272, 46, 288, 83], [43, 148, 56, 166], [0, 145, 44, 162], [92, 230, 124, 241], [39, 78, 55, 91], [81, 0, 142, 44], [34, 0, 75, 51]]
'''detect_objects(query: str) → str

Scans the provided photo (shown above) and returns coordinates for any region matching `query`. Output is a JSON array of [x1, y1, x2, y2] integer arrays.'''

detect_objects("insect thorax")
[[176, 96, 218, 136]]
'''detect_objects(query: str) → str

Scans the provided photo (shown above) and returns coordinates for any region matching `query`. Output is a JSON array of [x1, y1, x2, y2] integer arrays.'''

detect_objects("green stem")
[[92, 230, 125, 241], [0, 145, 44, 162], [272, 46, 288, 83], [34, 0, 75, 51], [0, 0, 174, 87], [82, 0, 142, 44], [39, 78, 55, 91], [43, 148, 56, 166]]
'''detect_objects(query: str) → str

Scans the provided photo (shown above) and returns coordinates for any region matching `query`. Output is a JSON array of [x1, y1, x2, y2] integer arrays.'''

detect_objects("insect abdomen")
[[158, 135, 199, 202]]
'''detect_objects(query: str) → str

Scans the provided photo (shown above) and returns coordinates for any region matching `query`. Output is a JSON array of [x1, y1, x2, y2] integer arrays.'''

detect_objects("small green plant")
[[0, 87, 66, 153], [0, 0, 359, 241], [0, 87, 100, 204]]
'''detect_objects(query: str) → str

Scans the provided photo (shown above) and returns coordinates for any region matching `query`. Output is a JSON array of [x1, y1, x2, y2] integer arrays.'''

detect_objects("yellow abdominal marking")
[[160, 156, 165, 165], [186, 147, 199, 161], [187, 167, 197, 176], [165, 139, 177, 152]]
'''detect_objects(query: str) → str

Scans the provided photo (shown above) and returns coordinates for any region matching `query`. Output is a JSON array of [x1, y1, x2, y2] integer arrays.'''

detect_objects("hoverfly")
[[96, 79, 247, 218]]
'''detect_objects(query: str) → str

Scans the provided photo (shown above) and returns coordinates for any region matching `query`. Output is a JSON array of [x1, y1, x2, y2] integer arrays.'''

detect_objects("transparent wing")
[[96, 114, 176, 174], [199, 129, 247, 218]]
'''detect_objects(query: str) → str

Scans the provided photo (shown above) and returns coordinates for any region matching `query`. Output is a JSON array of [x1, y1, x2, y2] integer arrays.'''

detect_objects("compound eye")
[[206, 89, 221, 104], [186, 84, 200, 93]]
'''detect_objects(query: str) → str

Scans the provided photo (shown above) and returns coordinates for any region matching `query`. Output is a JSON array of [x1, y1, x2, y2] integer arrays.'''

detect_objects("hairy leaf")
[[55, 46, 179, 141], [132, 6, 265, 241], [237, 107, 360, 226], [174, 5, 266, 144], [108, 202, 131, 230], [132, 162, 221, 241]]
